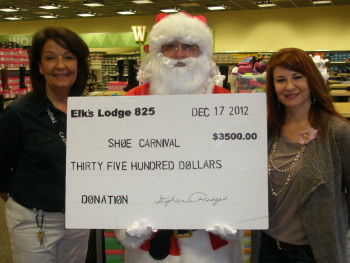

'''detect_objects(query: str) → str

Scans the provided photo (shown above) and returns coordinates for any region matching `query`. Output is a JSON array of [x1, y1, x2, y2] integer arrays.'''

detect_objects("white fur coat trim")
[[116, 230, 239, 263]]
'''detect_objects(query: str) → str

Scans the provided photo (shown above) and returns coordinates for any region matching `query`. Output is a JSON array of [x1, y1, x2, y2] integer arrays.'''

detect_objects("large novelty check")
[[66, 93, 268, 229]]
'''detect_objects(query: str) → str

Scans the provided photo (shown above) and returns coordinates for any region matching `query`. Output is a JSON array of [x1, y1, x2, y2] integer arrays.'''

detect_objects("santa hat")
[[149, 12, 213, 58]]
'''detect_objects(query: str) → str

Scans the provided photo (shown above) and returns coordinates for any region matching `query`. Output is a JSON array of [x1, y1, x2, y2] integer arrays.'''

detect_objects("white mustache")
[[157, 54, 196, 69]]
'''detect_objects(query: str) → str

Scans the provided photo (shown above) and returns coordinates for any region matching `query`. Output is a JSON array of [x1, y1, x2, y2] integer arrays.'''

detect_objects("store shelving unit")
[[102, 54, 140, 89], [313, 51, 350, 79], [90, 52, 140, 90], [0, 44, 31, 103], [212, 52, 271, 66], [213, 51, 350, 74]]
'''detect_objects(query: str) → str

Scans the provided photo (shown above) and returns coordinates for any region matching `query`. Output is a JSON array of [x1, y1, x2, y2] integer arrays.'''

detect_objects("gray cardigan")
[[251, 115, 350, 263]]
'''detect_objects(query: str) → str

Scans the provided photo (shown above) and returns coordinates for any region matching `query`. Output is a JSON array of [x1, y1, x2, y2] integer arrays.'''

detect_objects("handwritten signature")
[[154, 192, 228, 207]]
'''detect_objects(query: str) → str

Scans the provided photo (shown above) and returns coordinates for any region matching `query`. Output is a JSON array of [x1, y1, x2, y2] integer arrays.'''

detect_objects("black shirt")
[[0, 91, 66, 212]]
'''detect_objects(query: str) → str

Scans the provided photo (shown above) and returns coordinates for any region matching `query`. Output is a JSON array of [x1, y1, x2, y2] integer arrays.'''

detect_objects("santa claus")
[[115, 12, 243, 263]]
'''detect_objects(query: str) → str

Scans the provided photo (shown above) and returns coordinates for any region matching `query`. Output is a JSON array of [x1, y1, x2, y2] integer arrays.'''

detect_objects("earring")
[[309, 96, 316, 104]]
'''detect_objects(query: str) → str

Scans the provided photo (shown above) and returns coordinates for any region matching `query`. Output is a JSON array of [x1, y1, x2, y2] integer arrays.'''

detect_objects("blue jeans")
[[259, 232, 316, 263]]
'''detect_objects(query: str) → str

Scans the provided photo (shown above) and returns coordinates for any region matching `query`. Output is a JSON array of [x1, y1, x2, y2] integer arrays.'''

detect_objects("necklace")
[[268, 134, 307, 196]]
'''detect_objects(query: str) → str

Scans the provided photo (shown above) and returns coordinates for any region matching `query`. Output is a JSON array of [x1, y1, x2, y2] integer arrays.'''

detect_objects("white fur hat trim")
[[150, 12, 213, 58]]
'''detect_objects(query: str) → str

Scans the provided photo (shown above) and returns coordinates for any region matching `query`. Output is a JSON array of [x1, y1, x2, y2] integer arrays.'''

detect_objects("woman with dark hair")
[[251, 48, 350, 263], [0, 27, 90, 263]]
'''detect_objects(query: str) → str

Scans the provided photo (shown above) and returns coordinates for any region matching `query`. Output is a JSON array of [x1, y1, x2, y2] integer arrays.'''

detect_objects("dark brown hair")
[[29, 27, 89, 97], [266, 48, 345, 137]]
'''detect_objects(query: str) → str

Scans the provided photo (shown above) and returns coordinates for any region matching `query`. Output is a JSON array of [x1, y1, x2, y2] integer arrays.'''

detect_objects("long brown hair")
[[266, 48, 345, 137]]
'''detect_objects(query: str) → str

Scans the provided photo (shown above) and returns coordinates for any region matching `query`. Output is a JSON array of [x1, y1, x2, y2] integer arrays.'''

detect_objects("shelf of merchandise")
[[213, 50, 350, 70], [212, 52, 272, 66], [90, 52, 140, 90], [102, 54, 140, 90], [322, 51, 350, 77], [89, 52, 105, 91], [0, 70, 31, 103], [89, 50, 350, 86], [0, 45, 31, 100]]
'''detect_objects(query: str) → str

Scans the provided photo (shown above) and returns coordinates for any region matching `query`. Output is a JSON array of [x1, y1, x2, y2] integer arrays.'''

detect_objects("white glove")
[[115, 220, 156, 249], [126, 220, 156, 238], [206, 224, 238, 240]]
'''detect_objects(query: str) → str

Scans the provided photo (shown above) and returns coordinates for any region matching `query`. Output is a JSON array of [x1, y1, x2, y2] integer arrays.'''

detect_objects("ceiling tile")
[[0, 0, 346, 21]]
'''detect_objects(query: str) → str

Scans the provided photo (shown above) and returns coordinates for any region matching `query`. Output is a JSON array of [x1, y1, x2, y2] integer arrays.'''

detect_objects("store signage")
[[65, 94, 268, 229], [80, 32, 139, 48], [0, 35, 32, 46], [132, 25, 146, 42], [0, 32, 139, 48]]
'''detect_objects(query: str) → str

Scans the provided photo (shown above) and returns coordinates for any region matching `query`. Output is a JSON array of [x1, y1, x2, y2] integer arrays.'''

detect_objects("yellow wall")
[[206, 6, 350, 52], [0, 5, 349, 52]]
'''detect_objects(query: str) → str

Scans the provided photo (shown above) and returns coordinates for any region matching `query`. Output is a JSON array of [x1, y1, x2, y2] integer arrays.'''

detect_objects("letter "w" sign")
[[132, 26, 146, 42]]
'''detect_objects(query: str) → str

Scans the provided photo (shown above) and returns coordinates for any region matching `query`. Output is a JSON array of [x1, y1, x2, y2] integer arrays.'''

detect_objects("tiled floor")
[[0, 199, 12, 263]]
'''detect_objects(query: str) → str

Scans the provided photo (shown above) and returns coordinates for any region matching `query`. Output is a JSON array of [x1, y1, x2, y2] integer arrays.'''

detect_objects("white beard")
[[138, 53, 218, 95]]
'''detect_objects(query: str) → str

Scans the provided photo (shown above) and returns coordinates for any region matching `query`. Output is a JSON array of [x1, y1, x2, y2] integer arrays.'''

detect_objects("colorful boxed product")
[[236, 74, 266, 93]]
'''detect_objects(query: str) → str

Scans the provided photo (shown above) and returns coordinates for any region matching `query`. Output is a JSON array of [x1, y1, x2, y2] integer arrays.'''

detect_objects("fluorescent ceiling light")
[[39, 14, 58, 19], [82, 1, 105, 7], [132, 0, 153, 3], [117, 10, 136, 15], [313, 0, 332, 4], [38, 3, 62, 10], [258, 3, 276, 7], [76, 12, 96, 17], [0, 6, 20, 12], [256, 1, 276, 8], [4, 15, 23, 20], [160, 8, 179, 13], [207, 5, 226, 10]]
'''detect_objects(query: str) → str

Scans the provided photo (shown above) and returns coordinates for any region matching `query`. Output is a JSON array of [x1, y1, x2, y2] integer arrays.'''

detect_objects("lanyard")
[[45, 107, 66, 146]]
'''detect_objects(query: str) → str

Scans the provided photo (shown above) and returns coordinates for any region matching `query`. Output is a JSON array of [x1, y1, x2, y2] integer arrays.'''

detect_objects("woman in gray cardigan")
[[251, 48, 350, 263]]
